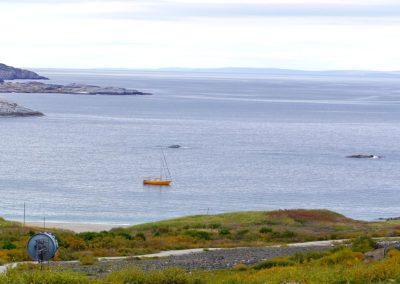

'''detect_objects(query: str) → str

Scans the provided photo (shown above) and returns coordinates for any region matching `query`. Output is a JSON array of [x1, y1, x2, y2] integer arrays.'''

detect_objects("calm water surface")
[[1, 69, 400, 224]]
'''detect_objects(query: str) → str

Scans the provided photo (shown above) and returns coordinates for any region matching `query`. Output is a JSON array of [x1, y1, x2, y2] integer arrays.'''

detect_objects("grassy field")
[[1, 209, 400, 264], [1, 209, 400, 283], [2, 245, 400, 283]]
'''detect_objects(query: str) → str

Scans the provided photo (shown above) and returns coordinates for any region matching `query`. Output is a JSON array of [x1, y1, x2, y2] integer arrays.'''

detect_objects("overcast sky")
[[1, 0, 400, 70]]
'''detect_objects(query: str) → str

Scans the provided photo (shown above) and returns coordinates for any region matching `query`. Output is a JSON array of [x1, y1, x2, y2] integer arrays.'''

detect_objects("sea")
[[1, 69, 400, 225]]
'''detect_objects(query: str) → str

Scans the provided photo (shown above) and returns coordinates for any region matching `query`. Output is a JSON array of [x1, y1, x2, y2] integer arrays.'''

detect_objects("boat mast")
[[161, 147, 172, 180], [160, 156, 163, 179]]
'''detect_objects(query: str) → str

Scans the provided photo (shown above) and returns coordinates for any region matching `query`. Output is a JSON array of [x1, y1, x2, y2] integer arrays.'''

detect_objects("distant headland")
[[0, 63, 48, 81]]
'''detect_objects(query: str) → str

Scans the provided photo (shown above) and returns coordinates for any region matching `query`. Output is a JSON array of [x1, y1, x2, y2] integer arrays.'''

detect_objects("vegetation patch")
[[4, 248, 400, 283], [0, 209, 400, 264]]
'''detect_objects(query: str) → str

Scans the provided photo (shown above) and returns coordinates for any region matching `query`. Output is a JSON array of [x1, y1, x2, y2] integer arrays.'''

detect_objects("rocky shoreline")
[[0, 99, 43, 117], [0, 81, 150, 96], [0, 63, 150, 117], [0, 63, 47, 116]]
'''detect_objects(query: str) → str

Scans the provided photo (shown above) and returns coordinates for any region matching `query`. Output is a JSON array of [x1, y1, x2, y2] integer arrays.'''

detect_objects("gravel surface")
[[55, 245, 332, 276]]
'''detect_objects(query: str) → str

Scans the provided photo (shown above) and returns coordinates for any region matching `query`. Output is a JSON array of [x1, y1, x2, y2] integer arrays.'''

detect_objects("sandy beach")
[[25, 222, 129, 233]]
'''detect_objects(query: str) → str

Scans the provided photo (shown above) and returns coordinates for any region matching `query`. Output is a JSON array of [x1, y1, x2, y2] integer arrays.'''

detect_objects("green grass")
[[4, 247, 400, 283], [121, 209, 400, 246], [1, 209, 400, 264]]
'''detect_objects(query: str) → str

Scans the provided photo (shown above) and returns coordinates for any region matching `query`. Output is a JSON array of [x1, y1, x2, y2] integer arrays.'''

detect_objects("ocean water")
[[1, 69, 400, 224]]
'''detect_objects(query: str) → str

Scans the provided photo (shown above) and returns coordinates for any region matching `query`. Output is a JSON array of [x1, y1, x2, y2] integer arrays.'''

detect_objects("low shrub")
[[78, 232, 100, 241], [101, 267, 200, 284], [218, 228, 230, 236], [259, 227, 273, 234], [351, 236, 376, 253], [208, 223, 222, 229], [317, 248, 363, 265], [78, 251, 97, 265], [233, 263, 248, 271], [135, 233, 146, 241], [2, 240, 17, 250], [253, 257, 294, 270], [185, 230, 211, 240], [0, 269, 89, 284], [290, 250, 330, 264]]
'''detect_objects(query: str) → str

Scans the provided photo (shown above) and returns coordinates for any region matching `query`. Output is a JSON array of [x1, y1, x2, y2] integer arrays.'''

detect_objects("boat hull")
[[143, 179, 172, 186]]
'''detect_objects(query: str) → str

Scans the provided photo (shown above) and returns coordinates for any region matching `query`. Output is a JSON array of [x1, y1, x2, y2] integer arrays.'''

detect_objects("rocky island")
[[0, 63, 150, 116], [0, 63, 47, 117], [0, 81, 150, 96], [0, 99, 43, 117]]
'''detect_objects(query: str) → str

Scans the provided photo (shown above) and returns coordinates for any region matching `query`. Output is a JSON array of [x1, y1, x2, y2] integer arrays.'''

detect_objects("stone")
[[364, 248, 386, 262]]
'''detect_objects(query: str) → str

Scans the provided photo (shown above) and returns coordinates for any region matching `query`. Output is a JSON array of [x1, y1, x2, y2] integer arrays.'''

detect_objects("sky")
[[1, 0, 400, 70]]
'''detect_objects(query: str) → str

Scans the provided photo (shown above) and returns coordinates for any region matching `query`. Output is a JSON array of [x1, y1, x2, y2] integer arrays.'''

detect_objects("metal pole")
[[23, 202, 26, 227], [43, 216, 46, 230]]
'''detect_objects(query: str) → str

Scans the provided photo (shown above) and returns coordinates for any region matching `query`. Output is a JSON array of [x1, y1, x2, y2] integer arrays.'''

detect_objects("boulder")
[[364, 248, 386, 262]]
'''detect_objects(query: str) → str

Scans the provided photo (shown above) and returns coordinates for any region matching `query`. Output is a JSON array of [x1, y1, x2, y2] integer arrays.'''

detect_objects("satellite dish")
[[26, 232, 59, 262]]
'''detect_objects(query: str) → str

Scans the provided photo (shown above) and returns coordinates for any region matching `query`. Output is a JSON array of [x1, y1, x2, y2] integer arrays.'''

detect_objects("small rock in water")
[[168, 145, 181, 148], [346, 154, 381, 159]]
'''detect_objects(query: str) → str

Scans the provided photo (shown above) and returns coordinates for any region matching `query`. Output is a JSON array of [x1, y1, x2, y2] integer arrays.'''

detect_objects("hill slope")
[[1, 209, 399, 263], [0, 63, 47, 80]]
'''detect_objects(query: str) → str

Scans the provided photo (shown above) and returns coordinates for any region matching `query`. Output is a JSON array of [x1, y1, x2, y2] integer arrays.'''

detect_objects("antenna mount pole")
[[23, 202, 26, 227]]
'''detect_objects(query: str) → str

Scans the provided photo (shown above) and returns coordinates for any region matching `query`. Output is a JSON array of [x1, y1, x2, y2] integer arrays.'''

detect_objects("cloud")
[[7, 1, 400, 20], [1, 0, 400, 69], [88, 3, 400, 21]]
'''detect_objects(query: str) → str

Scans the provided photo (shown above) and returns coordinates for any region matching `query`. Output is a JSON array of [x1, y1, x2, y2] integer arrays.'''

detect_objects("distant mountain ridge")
[[0, 63, 48, 81], [159, 67, 400, 77]]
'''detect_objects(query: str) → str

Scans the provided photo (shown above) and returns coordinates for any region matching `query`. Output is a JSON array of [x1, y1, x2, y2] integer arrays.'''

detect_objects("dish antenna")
[[26, 232, 59, 262]]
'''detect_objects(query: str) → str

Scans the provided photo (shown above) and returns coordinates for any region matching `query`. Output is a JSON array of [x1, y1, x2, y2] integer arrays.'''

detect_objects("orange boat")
[[143, 178, 172, 186], [143, 147, 172, 186]]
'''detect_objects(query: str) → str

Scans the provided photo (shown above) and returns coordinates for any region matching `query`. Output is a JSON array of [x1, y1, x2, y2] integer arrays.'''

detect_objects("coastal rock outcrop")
[[0, 63, 150, 117], [0, 99, 43, 117], [0, 81, 151, 96], [168, 145, 181, 148], [0, 63, 48, 80], [346, 154, 381, 159]]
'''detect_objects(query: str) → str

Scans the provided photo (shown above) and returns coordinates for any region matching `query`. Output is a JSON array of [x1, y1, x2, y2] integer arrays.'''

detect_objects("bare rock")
[[0, 63, 48, 80], [346, 154, 381, 159], [364, 248, 386, 262], [0, 81, 150, 96], [168, 145, 181, 148], [0, 99, 43, 117]]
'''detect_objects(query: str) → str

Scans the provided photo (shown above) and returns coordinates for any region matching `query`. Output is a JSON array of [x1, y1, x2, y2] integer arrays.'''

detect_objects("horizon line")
[[24, 66, 400, 73]]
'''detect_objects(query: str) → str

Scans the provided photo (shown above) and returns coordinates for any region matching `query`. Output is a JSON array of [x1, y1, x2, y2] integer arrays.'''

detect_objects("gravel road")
[[60, 245, 333, 276]]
